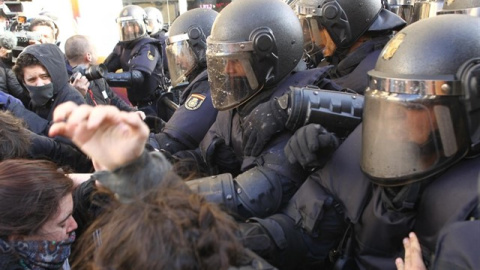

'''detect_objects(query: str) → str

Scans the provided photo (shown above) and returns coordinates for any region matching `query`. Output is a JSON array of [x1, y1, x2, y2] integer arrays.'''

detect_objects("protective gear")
[[362, 14, 480, 186], [144, 6, 163, 35], [437, 0, 480, 16], [409, 0, 443, 24], [116, 5, 148, 42], [284, 86, 364, 136], [295, 0, 404, 57], [166, 8, 218, 87], [284, 124, 339, 169], [25, 83, 54, 107], [241, 85, 363, 157], [241, 96, 288, 157], [384, 0, 414, 22], [103, 70, 144, 87], [295, 0, 381, 50], [185, 173, 238, 213], [206, 0, 303, 110]]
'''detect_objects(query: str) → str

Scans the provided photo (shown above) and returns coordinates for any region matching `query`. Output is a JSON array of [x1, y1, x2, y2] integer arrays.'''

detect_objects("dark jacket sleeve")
[[95, 151, 173, 202], [7, 100, 50, 135], [28, 132, 93, 173], [103, 44, 122, 72]]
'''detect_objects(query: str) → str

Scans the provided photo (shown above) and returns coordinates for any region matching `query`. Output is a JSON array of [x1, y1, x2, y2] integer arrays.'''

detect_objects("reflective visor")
[[206, 37, 260, 110], [117, 18, 145, 41], [299, 16, 324, 55], [146, 19, 155, 33], [361, 88, 469, 185], [166, 34, 197, 86], [437, 7, 480, 17]]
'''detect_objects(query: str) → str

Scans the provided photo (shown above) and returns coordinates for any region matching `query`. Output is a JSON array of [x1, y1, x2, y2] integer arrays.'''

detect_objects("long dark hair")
[[72, 172, 250, 270], [0, 159, 74, 238]]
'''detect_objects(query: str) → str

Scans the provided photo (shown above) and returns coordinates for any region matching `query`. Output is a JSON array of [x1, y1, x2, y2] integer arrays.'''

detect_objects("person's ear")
[[86, 52, 92, 63]]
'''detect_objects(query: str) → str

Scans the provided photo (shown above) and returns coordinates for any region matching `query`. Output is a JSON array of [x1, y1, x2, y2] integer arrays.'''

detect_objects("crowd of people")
[[0, 0, 479, 269]]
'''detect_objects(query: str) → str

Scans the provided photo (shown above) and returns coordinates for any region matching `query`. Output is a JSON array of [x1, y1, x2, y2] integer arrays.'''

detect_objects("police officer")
[[144, 7, 166, 42], [241, 0, 405, 156], [144, 6, 169, 80], [298, 0, 405, 93], [103, 5, 169, 118], [241, 14, 480, 269], [147, 8, 219, 156], [181, 0, 320, 219]]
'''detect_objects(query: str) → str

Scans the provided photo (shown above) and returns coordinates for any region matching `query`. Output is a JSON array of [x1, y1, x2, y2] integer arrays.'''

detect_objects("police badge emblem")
[[185, 93, 206, 110], [381, 32, 405, 60], [147, 51, 154, 60]]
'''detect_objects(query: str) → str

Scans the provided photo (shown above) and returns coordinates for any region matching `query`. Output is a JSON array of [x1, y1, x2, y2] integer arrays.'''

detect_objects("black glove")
[[144, 115, 166, 133], [284, 124, 339, 169], [242, 97, 288, 157]]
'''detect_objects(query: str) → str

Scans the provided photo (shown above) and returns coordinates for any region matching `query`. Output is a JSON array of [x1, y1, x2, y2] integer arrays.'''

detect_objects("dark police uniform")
[[183, 69, 330, 219], [149, 70, 217, 155], [104, 37, 166, 117]]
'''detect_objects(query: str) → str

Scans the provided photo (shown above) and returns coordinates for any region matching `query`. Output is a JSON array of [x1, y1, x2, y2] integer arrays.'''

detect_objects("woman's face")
[[24, 194, 77, 242]]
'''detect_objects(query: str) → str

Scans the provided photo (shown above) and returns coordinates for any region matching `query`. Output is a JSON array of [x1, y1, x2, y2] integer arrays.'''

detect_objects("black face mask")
[[26, 83, 55, 107]]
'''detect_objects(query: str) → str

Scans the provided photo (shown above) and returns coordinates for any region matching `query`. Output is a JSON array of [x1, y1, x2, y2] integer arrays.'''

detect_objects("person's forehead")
[[32, 25, 54, 34], [24, 65, 48, 76]]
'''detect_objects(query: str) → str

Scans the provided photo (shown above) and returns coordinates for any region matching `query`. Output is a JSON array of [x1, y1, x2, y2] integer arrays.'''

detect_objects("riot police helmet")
[[409, 0, 444, 24], [295, 0, 405, 59], [384, 0, 414, 22], [438, 0, 480, 16], [207, 0, 303, 110], [166, 8, 218, 87], [116, 5, 148, 42], [361, 15, 480, 186], [144, 6, 164, 35]]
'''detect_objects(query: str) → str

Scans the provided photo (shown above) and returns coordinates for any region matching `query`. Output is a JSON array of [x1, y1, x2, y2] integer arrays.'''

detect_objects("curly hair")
[[12, 52, 43, 82], [72, 173, 251, 270]]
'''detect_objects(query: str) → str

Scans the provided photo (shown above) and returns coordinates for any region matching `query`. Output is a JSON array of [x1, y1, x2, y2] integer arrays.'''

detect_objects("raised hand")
[[49, 102, 149, 171]]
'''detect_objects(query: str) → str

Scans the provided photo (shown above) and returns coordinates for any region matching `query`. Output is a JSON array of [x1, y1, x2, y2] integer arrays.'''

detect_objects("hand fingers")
[[48, 121, 68, 138], [306, 124, 321, 151], [285, 143, 299, 164], [298, 126, 317, 166], [122, 111, 150, 140], [242, 129, 257, 156], [408, 232, 421, 251], [86, 105, 122, 129], [285, 132, 308, 165], [250, 132, 266, 157], [403, 236, 411, 264], [51, 101, 79, 123], [395, 257, 405, 270], [67, 104, 95, 126]]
